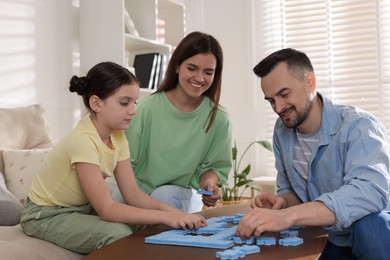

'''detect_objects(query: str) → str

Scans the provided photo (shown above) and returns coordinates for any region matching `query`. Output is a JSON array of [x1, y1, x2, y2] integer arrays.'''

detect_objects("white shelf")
[[125, 34, 171, 51], [125, 34, 171, 66], [80, 0, 185, 96]]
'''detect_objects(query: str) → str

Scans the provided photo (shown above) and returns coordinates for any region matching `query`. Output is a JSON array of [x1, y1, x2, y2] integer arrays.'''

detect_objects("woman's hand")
[[200, 171, 221, 207], [201, 183, 221, 207]]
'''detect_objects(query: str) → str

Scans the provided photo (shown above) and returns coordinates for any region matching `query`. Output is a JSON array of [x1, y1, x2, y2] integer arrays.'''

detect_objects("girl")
[[20, 62, 206, 254]]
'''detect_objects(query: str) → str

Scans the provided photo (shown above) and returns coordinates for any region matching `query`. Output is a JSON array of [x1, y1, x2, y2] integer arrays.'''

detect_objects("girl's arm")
[[113, 159, 178, 212], [76, 161, 206, 229]]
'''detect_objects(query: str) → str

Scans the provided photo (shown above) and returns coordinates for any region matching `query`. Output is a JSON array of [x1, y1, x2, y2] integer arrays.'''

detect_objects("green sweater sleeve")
[[189, 108, 232, 189]]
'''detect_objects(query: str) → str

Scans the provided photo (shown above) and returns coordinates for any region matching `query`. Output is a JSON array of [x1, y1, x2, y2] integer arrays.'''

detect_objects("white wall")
[[34, 0, 81, 142]]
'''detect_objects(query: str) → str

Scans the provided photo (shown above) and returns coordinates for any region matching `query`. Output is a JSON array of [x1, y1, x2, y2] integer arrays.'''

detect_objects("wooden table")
[[83, 204, 327, 260]]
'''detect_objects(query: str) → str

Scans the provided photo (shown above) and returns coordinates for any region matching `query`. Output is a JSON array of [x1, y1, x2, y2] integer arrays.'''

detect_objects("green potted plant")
[[221, 140, 273, 202]]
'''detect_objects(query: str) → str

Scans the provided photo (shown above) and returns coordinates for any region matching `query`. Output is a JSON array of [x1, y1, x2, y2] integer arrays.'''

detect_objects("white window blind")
[[260, 0, 390, 173], [0, 0, 35, 106]]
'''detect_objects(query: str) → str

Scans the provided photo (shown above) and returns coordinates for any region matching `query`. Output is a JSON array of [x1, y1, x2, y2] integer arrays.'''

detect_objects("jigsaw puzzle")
[[145, 213, 305, 259]]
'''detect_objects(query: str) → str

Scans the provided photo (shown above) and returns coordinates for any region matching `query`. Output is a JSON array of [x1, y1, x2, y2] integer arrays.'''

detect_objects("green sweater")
[[125, 92, 232, 194]]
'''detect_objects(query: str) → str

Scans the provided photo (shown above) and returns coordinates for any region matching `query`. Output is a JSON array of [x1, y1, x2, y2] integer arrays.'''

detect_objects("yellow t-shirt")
[[28, 116, 130, 207]]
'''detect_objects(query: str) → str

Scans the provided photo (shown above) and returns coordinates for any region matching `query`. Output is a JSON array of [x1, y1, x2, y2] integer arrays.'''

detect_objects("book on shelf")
[[133, 53, 158, 90], [152, 54, 162, 90], [133, 53, 167, 90], [158, 54, 167, 88]]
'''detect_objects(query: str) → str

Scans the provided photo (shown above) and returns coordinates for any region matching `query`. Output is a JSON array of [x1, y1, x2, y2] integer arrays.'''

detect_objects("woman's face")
[[176, 53, 217, 99]]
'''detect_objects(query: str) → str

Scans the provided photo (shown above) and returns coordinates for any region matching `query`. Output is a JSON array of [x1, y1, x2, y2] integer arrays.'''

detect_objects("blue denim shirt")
[[273, 93, 390, 246]]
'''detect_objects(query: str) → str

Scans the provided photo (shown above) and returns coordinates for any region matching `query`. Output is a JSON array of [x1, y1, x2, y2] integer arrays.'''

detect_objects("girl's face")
[[98, 82, 139, 132], [176, 53, 217, 99]]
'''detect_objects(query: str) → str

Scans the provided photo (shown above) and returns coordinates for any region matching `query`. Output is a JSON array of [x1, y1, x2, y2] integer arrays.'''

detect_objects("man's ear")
[[89, 95, 101, 112], [305, 72, 316, 91]]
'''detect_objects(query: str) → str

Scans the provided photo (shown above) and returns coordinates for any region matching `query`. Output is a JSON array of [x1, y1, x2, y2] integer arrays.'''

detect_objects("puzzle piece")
[[197, 189, 213, 196], [232, 235, 257, 245], [279, 229, 299, 238], [216, 245, 260, 259], [216, 249, 245, 259], [233, 236, 245, 244], [256, 236, 276, 245], [232, 245, 260, 254], [278, 237, 304, 246]]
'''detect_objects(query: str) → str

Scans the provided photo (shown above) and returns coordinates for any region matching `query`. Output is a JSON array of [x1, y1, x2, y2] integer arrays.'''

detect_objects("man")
[[236, 48, 390, 259]]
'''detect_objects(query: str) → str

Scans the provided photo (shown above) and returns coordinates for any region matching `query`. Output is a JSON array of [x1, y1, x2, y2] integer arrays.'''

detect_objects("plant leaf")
[[236, 179, 253, 187], [232, 141, 237, 160], [255, 140, 273, 152], [241, 164, 251, 175]]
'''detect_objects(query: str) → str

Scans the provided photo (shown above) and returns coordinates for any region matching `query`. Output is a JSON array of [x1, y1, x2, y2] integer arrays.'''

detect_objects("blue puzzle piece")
[[244, 236, 256, 244], [278, 237, 304, 246], [233, 236, 245, 244], [256, 236, 276, 245], [197, 189, 213, 196], [216, 249, 245, 259], [232, 245, 260, 254], [216, 245, 260, 259], [235, 213, 245, 218], [279, 229, 299, 238]]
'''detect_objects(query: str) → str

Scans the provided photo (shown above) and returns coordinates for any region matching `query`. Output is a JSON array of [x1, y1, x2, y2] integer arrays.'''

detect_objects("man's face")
[[261, 62, 314, 129]]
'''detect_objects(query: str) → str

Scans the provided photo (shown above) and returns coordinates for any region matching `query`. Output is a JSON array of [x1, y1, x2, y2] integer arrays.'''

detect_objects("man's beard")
[[281, 99, 312, 129]]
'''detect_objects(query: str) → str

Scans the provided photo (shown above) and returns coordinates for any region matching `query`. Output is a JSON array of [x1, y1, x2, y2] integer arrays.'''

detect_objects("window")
[[259, 0, 390, 173], [0, 0, 36, 106]]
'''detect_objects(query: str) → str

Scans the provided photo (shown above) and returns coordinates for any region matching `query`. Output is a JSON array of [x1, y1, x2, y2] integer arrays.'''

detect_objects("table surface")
[[82, 204, 327, 260]]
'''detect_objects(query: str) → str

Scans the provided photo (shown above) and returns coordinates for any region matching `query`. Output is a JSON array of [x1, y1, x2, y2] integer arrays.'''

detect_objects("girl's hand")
[[166, 212, 207, 230]]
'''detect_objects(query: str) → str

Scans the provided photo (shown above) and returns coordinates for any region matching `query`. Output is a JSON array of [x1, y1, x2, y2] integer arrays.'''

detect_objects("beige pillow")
[[0, 104, 54, 173], [0, 104, 53, 149], [3, 148, 51, 204]]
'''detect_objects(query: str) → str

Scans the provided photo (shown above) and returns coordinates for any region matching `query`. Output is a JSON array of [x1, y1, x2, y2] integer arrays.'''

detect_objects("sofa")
[[0, 104, 83, 260]]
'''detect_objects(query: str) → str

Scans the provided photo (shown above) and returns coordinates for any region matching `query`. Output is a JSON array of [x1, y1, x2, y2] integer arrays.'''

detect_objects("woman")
[[113, 31, 232, 213], [20, 62, 206, 254]]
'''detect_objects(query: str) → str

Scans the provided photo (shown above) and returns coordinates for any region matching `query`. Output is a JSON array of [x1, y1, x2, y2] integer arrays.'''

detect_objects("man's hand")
[[251, 192, 287, 209], [236, 207, 292, 238]]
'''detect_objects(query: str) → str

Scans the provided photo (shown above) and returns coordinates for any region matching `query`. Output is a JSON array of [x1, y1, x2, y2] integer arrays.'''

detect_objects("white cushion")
[[2, 148, 51, 204], [0, 104, 54, 173]]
